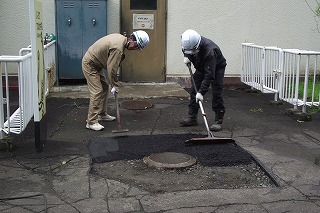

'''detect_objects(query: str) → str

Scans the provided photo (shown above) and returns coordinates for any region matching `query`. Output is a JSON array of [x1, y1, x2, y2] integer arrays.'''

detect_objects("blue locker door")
[[82, 0, 107, 53], [56, 0, 84, 79], [56, 0, 107, 80]]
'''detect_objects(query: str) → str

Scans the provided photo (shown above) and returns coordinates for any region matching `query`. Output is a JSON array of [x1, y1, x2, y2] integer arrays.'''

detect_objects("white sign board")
[[133, 14, 154, 30], [29, 0, 46, 121]]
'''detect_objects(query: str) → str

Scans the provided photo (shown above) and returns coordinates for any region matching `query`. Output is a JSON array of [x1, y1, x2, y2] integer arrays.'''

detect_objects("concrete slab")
[[1, 84, 320, 212]]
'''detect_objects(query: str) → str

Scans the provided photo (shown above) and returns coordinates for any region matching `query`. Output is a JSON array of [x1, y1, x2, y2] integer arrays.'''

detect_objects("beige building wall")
[[167, 0, 320, 78], [1, 0, 31, 56], [1, 0, 319, 79], [0, 0, 119, 55]]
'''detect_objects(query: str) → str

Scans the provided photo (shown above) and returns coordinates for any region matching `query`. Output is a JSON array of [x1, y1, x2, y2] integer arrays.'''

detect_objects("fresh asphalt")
[[0, 82, 320, 213]]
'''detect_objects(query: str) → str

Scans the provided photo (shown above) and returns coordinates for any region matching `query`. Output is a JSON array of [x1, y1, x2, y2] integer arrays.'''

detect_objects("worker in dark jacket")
[[180, 29, 227, 131]]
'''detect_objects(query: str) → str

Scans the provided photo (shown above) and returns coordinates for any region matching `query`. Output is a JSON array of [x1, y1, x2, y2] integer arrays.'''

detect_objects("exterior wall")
[[1, 0, 319, 81], [0, 0, 118, 85], [167, 0, 320, 79], [0, 0, 119, 62], [1, 0, 31, 56], [107, 0, 120, 34]]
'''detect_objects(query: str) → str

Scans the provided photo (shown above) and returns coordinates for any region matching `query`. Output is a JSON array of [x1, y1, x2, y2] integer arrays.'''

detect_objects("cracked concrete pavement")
[[0, 82, 320, 212]]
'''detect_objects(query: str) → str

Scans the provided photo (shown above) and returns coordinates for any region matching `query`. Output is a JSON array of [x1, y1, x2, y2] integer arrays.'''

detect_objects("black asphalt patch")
[[88, 134, 254, 167]]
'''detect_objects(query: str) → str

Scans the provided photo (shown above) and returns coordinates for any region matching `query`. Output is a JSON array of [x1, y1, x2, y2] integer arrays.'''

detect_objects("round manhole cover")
[[120, 100, 153, 110], [143, 152, 197, 169]]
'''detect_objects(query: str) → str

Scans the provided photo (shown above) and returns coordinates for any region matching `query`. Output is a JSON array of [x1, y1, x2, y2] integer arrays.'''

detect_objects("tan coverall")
[[82, 34, 126, 125]]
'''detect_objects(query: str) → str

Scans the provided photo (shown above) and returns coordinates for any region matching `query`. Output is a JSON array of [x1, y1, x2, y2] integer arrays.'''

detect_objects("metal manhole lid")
[[143, 152, 197, 169], [120, 100, 153, 110]]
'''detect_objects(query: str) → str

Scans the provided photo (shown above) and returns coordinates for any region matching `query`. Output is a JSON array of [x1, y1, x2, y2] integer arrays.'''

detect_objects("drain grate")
[[120, 100, 153, 110], [143, 152, 197, 169]]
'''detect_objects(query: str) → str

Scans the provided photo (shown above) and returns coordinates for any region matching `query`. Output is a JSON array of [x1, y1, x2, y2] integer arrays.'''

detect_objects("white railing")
[[43, 41, 56, 95], [0, 53, 34, 137], [241, 43, 320, 113], [0, 40, 56, 138], [281, 49, 320, 112], [19, 41, 56, 96], [241, 43, 283, 101]]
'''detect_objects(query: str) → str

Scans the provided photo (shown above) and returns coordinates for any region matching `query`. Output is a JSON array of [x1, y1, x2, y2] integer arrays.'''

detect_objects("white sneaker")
[[98, 114, 116, 121], [86, 123, 104, 131]]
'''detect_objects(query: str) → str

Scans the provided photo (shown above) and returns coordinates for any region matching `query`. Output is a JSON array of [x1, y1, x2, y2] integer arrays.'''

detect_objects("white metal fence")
[[241, 43, 283, 101], [0, 40, 56, 139], [241, 43, 320, 113]]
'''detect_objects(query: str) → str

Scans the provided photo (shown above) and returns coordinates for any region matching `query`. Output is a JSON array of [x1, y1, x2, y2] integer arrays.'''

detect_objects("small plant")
[[298, 80, 320, 102], [305, 0, 320, 32], [250, 108, 263, 113], [308, 105, 320, 114], [298, 79, 320, 113], [316, 3, 320, 16]]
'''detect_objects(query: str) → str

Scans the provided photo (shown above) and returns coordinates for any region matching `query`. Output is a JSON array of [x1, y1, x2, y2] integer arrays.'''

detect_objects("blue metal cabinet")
[[56, 0, 107, 80]]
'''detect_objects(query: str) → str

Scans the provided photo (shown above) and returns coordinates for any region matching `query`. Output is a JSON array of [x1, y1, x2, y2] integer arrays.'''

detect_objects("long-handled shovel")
[[185, 64, 234, 144], [112, 92, 129, 133]]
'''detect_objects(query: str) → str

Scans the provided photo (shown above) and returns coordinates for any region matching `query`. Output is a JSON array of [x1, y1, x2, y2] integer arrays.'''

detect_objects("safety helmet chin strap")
[[125, 41, 130, 49]]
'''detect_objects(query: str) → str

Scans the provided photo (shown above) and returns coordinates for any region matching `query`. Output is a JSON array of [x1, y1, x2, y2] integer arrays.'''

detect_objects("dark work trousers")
[[188, 67, 225, 117]]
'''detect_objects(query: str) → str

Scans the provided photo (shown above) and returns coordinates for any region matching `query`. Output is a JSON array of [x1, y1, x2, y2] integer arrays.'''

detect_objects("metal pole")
[[302, 55, 310, 113]]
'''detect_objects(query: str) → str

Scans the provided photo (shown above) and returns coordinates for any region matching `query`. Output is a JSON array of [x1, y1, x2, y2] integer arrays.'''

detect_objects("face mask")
[[184, 49, 200, 55]]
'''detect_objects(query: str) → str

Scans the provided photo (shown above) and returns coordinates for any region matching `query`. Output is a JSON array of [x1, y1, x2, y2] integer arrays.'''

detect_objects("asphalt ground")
[[88, 134, 253, 166], [1, 83, 320, 212]]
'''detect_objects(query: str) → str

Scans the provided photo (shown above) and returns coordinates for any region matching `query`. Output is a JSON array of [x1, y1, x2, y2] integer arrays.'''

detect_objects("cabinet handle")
[[92, 19, 96, 26], [68, 18, 71, 26]]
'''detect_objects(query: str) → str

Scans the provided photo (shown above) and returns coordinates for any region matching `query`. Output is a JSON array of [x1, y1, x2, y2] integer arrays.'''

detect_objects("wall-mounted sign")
[[29, 0, 46, 121], [133, 14, 154, 29]]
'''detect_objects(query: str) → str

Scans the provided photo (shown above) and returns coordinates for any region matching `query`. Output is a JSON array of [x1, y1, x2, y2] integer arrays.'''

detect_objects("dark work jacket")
[[184, 36, 227, 95]]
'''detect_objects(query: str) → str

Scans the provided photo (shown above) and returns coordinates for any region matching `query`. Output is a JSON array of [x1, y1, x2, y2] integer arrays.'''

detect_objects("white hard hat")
[[181, 29, 201, 55], [132, 30, 150, 50]]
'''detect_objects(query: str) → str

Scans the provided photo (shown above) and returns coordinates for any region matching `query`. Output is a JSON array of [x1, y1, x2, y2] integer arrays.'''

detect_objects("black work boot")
[[180, 108, 198, 126], [180, 108, 198, 127], [210, 110, 225, 132], [179, 113, 198, 127]]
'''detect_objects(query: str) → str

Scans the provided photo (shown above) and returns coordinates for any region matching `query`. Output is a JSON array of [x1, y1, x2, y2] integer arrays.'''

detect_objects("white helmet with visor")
[[181, 29, 201, 55], [131, 30, 150, 50]]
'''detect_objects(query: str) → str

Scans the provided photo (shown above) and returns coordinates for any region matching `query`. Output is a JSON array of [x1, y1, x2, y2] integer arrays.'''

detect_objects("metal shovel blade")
[[185, 136, 235, 145], [112, 127, 129, 133]]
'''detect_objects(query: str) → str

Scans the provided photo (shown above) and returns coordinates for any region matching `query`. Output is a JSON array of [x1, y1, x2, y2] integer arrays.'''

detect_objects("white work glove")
[[196, 92, 203, 103], [111, 86, 119, 95], [183, 57, 191, 66]]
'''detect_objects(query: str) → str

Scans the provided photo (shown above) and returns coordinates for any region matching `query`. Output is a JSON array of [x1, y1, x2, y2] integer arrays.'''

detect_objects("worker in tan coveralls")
[[82, 30, 150, 131]]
